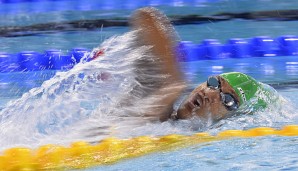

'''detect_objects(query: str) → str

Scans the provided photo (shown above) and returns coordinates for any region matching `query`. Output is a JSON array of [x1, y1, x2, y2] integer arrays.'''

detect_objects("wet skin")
[[129, 7, 240, 122], [177, 76, 240, 121]]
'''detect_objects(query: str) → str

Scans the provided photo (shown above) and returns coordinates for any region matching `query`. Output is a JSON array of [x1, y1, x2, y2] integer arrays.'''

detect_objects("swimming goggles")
[[207, 76, 238, 111]]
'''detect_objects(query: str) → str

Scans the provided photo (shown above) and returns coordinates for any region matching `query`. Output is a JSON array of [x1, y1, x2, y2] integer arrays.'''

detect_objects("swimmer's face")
[[177, 76, 240, 121]]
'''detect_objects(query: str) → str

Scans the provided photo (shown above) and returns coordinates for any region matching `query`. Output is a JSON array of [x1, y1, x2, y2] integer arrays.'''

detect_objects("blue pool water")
[[1, 0, 298, 170]]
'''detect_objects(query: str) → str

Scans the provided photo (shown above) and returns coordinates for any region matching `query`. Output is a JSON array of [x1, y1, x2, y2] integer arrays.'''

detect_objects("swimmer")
[[120, 7, 279, 123]]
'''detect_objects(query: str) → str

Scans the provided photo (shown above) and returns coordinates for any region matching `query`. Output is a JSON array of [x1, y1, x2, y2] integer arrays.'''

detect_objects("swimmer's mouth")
[[176, 93, 203, 120], [188, 94, 203, 111]]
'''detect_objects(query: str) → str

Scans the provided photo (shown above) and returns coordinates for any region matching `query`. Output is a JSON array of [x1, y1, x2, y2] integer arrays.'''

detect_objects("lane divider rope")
[[0, 125, 298, 170], [1, 0, 222, 15], [0, 35, 297, 72]]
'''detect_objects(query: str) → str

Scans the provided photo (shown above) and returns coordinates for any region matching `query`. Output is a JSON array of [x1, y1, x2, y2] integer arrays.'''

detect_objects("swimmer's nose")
[[176, 93, 203, 119], [189, 93, 203, 110]]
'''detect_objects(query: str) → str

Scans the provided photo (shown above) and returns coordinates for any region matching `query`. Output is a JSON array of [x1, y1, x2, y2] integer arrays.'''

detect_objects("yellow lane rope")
[[1, 125, 298, 170]]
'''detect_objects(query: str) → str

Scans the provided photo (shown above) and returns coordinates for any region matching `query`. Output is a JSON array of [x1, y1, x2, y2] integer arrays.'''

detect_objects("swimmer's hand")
[[127, 7, 186, 121]]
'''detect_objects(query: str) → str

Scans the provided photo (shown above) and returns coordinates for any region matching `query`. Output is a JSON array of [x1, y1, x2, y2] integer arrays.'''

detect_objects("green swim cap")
[[220, 72, 276, 110]]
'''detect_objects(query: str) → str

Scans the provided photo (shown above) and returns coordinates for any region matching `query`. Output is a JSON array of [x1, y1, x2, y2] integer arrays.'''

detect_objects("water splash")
[[0, 31, 150, 149], [209, 94, 298, 135], [0, 30, 206, 150]]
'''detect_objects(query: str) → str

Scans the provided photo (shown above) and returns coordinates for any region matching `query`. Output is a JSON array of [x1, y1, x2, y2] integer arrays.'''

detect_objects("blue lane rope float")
[[0, 0, 224, 15], [177, 35, 298, 61], [0, 0, 219, 4], [0, 48, 90, 72], [0, 125, 298, 170], [0, 35, 297, 72]]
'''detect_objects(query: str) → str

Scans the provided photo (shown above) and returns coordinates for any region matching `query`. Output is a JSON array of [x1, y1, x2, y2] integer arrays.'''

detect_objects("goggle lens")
[[221, 93, 238, 111], [207, 76, 220, 89]]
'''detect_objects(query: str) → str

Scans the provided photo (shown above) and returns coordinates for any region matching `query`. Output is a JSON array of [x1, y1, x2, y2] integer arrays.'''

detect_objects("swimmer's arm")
[[130, 7, 186, 121]]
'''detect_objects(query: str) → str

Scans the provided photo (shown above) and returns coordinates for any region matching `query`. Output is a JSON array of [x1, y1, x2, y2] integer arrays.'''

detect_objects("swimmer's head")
[[176, 72, 263, 121]]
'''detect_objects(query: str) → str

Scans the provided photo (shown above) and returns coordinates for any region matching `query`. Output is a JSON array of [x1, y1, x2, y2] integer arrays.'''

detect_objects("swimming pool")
[[1, 0, 298, 170]]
